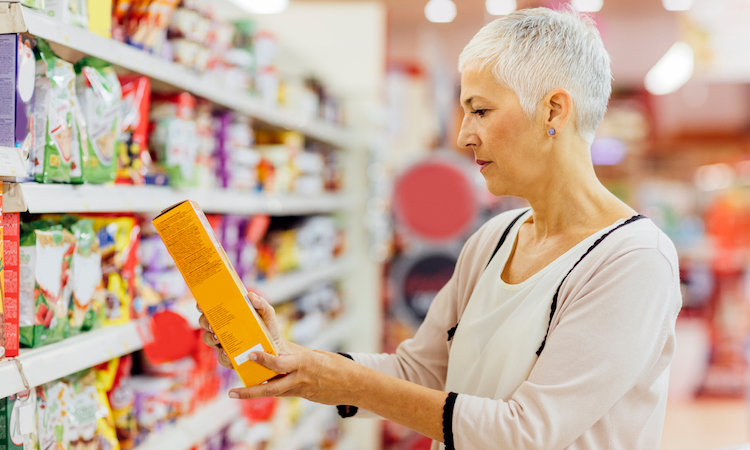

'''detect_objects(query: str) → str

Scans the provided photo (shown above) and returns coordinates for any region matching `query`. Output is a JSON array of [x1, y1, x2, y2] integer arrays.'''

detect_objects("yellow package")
[[152, 201, 279, 387], [88, 0, 113, 38]]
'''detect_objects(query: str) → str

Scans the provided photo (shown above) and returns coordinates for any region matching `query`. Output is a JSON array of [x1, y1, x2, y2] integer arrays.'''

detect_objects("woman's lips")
[[476, 159, 492, 172]]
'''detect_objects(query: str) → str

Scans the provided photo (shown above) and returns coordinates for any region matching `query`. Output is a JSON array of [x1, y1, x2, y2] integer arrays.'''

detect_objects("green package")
[[37, 381, 71, 450], [69, 218, 104, 335], [20, 0, 45, 9], [75, 57, 122, 184], [150, 118, 198, 188], [33, 39, 86, 184], [19, 221, 74, 347], [0, 391, 39, 450]]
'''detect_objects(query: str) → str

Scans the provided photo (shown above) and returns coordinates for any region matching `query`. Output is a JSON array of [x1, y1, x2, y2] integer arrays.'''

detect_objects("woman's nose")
[[457, 117, 479, 148]]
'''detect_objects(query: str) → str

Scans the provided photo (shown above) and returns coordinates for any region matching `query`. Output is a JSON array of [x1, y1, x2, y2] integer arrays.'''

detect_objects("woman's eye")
[[472, 109, 487, 117]]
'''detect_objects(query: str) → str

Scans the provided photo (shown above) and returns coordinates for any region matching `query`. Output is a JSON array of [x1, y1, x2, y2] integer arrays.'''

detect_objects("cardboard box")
[[152, 201, 279, 387], [2, 211, 19, 358]]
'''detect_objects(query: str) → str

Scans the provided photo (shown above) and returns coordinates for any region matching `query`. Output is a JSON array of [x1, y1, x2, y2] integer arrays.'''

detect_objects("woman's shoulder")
[[587, 217, 680, 276]]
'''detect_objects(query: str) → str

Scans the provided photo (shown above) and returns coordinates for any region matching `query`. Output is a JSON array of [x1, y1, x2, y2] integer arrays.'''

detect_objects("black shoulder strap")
[[486, 208, 531, 269], [535, 214, 646, 357]]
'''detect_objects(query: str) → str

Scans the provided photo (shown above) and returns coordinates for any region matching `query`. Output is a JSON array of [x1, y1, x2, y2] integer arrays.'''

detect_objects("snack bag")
[[0, 390, 39, 450], [20, 0, 45, 9], [116, 76, 151, 185], [67, 371, 99, 450], [19, 221, 74, 347], [103, 356, 136, 449], [33, 39, 86, 184], [75, 57, 123, 184], [93, 218, 138, 326], [3, 211, 21, 358], [36, 381, 72, 450], [69, 219, 103, 336]]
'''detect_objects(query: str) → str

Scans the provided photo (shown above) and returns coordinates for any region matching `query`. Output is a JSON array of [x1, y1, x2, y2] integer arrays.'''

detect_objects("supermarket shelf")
[[8, 6, 353, 149], [135, 317, 354, 450], [255, 258, 353, 305], [0, 318, 153, 399], [3, 182, 352, 215], [135, 395, 241, 450]]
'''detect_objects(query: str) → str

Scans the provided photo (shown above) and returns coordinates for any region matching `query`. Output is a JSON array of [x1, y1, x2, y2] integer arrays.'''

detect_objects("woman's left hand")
[[229, 349, 360, 406]]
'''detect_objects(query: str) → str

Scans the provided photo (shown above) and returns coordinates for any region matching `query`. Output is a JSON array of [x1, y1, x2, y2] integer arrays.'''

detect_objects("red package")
[[117, 75, 152, 185], [2, 210, 19, 358]]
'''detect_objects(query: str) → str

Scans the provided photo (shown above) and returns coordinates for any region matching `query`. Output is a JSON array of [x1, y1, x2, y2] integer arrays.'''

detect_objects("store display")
[[148, 93, 198, 188], [153, 201, 279, 387], [74, 57, 123, 184]]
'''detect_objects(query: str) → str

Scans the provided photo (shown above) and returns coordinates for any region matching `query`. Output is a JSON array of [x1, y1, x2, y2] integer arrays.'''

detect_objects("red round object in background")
[[393, 160, 478, 242], [143, 310, 198, 365]]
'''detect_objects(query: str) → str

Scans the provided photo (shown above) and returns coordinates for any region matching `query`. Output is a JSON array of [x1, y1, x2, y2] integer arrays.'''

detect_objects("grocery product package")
[[0, 194, 4, 356], [36, 380, 72, 450], [70, 218, 104, 335], [0, 390, 40, 450], [44, 0, 88, 28], [117, 76, 151, 184], [152, 201, 280, 387], [21, 0, 44, 9], [3, 211, 21, 357], [93, 218, 138, 326], [128, 0, 181, 54], [149, 93, 198, 188], [19, 221, 74, 347], [33, 39, 87, 184], [97, 356, 135, 449], [87, 0, 113, 38], [0, 35, 37, 179], [66, 370, 99, 450], [75, 57, 123, 184]]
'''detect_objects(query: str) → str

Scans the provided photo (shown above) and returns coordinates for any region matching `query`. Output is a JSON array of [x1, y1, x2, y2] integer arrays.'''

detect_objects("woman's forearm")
[[350, 363, 448, 442]]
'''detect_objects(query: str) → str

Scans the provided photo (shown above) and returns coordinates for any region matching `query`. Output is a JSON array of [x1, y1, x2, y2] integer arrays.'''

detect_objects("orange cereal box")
[[152, 201, 279, 387]]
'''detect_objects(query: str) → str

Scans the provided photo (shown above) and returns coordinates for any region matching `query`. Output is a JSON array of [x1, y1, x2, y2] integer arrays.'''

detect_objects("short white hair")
[[458, 8, 612, 143]]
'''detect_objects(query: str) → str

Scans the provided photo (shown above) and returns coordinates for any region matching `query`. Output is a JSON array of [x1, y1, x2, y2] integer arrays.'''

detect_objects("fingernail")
[[208, 324, 213, 332], [229, 392, 239, 399], [249, 353, 258, 362], [212, 334, 218, 342]]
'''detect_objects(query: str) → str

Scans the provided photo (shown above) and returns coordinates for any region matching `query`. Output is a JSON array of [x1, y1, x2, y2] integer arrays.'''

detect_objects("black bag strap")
[[486, 208, 531, 269], [535, 214, 646, 356]]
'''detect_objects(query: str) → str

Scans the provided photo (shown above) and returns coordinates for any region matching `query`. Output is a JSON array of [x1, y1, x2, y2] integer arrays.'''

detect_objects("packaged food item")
[[3, 210, 21, 358], [21, 0, 45, 9], [33, 39, 86, 184], [87, 0, 112, 38], [152, 201, 279, 387], [129, 0, 181, 54], [75, 57, 123, 184], [101, 356, 136, 449], [93, 359, 122, 450], [36, 380, 72, 450], [44, 0, 88, 28], [0, 194, 4, 355], [19, 220, 74, 347], [0, 390, 39, 450], [130, 376, 172, 443], [67, 370, 99, 450], [69, 218, 103, 335], [90, 217, 141, 325], [149, 93, 198, 188], [117, 76, 151, 185]]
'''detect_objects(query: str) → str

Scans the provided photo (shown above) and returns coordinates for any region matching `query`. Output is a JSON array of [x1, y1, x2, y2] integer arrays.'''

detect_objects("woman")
[[200, 8, 681, 449]]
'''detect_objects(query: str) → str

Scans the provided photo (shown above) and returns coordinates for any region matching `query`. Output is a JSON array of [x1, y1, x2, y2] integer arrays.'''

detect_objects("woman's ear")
[[542, 88, 573, 134]]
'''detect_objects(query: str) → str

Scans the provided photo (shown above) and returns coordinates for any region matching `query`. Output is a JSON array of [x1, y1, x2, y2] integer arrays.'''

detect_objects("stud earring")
[[548, 128, 556, 136]]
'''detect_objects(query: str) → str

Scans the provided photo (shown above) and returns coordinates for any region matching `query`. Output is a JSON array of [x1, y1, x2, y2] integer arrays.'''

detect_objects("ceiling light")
[[644, 42, 694, 95], [571, 0, 603, 12], [486, 0, 516, 15], [227, 0, 289, 14], [425, 0, 457, 23], [663, 0, 693, 11]]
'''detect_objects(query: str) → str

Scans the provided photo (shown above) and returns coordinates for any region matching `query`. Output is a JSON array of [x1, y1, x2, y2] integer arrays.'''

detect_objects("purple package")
[[140, 235, 176, 271], [214, 112, 232, 189], [0, 35, 35, 180]]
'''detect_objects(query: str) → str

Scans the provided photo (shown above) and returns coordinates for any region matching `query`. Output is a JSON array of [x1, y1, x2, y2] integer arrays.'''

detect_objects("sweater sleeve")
[[450, 248, 680, 449]]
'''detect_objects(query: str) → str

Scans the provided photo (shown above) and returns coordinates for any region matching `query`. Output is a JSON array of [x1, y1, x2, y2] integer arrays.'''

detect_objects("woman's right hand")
[[198, 292, 291, 369]]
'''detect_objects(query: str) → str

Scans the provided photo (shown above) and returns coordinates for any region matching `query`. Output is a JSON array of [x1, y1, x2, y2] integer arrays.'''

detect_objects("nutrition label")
[[157, 210, 223, 287]]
